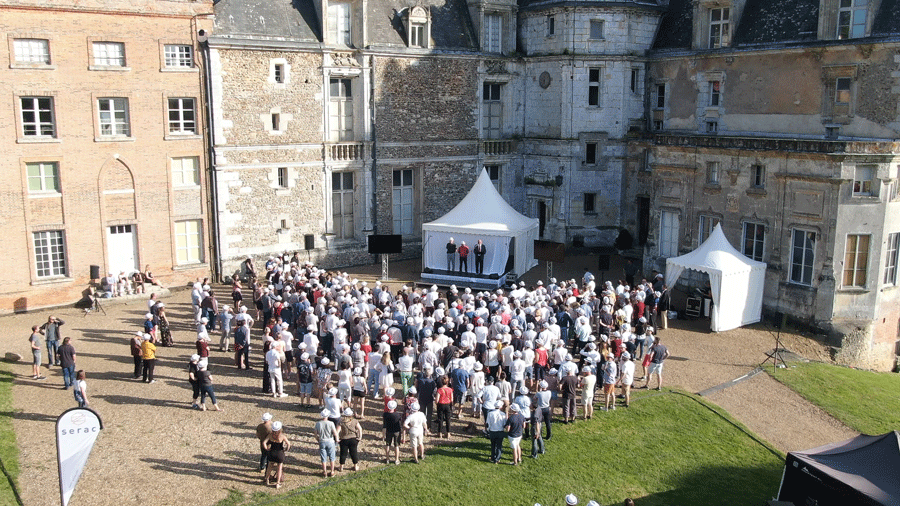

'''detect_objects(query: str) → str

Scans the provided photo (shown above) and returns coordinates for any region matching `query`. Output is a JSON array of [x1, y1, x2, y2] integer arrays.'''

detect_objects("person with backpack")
[[296, 352, 314, 407]]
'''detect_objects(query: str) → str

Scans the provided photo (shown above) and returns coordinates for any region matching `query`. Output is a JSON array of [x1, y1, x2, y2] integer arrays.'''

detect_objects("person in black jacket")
[[446, 238, 457, 271], [473, 239, 487, 274], [656, 286, 670, 330]]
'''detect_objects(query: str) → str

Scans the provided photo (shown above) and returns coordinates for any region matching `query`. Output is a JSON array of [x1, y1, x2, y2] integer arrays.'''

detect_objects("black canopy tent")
[[778, 431, 900, 506]]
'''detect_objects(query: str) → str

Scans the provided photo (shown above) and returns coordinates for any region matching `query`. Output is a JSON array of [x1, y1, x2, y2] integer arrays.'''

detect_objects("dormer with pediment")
[[469, 0, 518, 55], [320, 0, 368, 48], [691, 0, 747, 50], [401, 5, 432, 48]]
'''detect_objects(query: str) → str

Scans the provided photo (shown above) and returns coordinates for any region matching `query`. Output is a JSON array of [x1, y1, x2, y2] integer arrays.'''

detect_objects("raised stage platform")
[[420, 268, 508, 290]]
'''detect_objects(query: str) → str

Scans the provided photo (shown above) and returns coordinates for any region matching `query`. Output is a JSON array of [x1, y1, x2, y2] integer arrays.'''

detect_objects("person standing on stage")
[[458, 241, 470, 273], [446, 238, 457, 271], [474, 239, 487, 275]]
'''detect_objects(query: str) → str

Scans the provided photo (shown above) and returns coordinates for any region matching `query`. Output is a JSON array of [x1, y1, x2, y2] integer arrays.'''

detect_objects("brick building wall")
[[0, 0, 212, 313]]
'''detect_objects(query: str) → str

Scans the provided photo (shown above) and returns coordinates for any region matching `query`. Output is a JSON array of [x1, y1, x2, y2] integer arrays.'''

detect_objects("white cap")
[[565, 494, 578, 506], [272, 421, 283, 431], [262, 412, 273, 421]]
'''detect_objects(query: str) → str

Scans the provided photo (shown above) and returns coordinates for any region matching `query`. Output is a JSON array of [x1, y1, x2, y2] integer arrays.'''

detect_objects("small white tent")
[[422, 169, 539, 277], [665, 223, 766, 332]]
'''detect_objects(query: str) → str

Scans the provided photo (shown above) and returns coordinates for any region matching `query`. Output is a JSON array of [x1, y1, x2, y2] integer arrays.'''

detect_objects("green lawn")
[[0, 364, 22, 506], [770, 361, 900, 435], [219, 391, 784, 506]]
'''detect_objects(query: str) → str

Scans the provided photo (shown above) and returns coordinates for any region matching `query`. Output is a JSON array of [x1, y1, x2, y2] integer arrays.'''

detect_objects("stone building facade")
[[0, 0, 213, 312], [632, 0, 900, 370]]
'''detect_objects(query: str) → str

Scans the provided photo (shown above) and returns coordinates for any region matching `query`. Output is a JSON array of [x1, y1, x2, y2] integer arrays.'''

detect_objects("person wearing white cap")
[[565, 493, 578, 505], [266, 341, 288, 398], [533, 380, 552, 441], [256, 413, 274, 473], [617, 351, 635, 408], [579, 366, 597, 420], [315, 409, 340, 477], [315, 357, 333, 407], [601, 352, 618, 411], [262, 420, 290, 488], [218, 305, 234, 352], [338, 408, 363, 472], [505, 403, 526, 465], [382, 400, 403, 464], [196, 359, 222, 411], [140, 333, 157, 383], [403, 401, 429, 463], [296, 352, 314, 407], [188, 354, 202, 409]]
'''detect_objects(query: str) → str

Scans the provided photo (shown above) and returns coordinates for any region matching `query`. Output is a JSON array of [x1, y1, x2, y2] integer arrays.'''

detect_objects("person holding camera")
[[39, 315, 64, 367]]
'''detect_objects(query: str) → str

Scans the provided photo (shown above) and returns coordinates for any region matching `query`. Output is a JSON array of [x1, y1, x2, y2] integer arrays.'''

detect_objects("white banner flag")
[[56, 408, 103, 506]]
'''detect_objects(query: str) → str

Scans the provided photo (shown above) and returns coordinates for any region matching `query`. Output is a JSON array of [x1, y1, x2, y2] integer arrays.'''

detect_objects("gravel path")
[[0, 259, 857, 506]]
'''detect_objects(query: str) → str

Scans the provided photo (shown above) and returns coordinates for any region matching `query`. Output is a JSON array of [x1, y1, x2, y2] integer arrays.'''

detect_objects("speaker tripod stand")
[[83, 287, 106, 316], [761, 313, 787, 371]]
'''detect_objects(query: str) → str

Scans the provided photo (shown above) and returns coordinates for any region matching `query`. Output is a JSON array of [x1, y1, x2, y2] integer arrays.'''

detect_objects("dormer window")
[[328, 2, 352, 46], [709, 7, 730, 48], [404, 6, 431, 48], [837, 0, 867, 39]]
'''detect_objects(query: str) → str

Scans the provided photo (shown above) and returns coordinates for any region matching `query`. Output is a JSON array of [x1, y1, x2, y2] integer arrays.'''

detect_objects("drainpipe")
[[198, 30, 223, 282]]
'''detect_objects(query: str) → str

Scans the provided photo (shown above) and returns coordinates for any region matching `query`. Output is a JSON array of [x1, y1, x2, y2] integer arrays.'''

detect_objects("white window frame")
[[410, 23, 426, 48], [709, 80, 721, 107], [751, 164, 766, 188], [331, 171, 355, 239], [163, 44, 193, 68], [13, 38, 50, 64], [837, 0, 867, 39], [26, 161, 60, 193], [20, 96, 56, 138], [853, 165, 875, 196], [482, 82, 503, 139], [392, 169, 416, 236], [742, 222, 765, 262], [885, 232, 900, 286], [33, 230, 67, 278], [484, 13, 503, 53], [790, 229, 816, 286], [706, 161, 720, 184], [167, 97, 197, 135], [659, 210, 680, 257], [588, 68, 601, 107], [97, 97, 131, 137], [328, 3, 352, 46], [698, 215, 720, 244], [589, 19, 604, 40], [277, 167, 289, 188], [843, 234, 870, 288], [92, 41, 125, 67], [708, 8, 730, 48], [171, 156, 200, 187], [174, 220, 203, 265], [329, 78, 354, 142]]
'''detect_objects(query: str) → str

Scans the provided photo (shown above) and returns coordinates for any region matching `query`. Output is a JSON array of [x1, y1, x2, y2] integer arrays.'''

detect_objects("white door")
[[107, 225, 138, 275]]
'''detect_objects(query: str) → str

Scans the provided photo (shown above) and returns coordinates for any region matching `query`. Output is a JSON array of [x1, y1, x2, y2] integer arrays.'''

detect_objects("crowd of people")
[[34, 251, 669, 504], [197, 253, 671, 499]]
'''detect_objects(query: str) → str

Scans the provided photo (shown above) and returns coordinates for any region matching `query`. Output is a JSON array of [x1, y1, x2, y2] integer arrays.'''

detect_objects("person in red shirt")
[[457, 242, 470, 273], [435, 376, 454, 438]]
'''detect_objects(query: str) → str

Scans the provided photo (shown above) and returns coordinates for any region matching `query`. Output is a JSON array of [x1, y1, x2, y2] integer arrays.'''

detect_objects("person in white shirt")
[[617, 351, 635, 408], [510, 351, 527, 394], [579, 366, 597, 420], [403, 402, 429, 463], [266, 345, 287, 398]]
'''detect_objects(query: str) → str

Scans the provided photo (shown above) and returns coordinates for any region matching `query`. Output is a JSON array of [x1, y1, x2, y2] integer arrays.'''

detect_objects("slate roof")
[[366, 0, 478, 50], [732, 0, 819, 46], [651, 0, 691, 49], [517, 0, 663, 12], [213, 0, 321, 41], [653, 0, 900, 51], [873, 0, 900, 36], [213, 0, 477, 50]]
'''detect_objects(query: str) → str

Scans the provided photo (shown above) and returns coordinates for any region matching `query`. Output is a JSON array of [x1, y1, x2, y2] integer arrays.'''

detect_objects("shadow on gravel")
[[93, 394, 186, 409], [1, 410, 58, 423]]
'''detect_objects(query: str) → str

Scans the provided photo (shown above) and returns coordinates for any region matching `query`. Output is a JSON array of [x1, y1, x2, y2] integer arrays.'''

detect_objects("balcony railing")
[[328, 142, 369, 161], [483, 139, 515, 156]]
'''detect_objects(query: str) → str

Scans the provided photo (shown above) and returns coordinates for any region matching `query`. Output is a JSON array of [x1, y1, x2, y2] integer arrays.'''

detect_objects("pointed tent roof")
[[668, 223, 766, 276], [789, 431, 900, 506], [422, 169, 538, 235]]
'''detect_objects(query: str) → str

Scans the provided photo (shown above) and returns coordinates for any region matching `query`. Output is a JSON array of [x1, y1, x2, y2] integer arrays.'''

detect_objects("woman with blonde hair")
[[377, 352, 395, 397], [263, 421, 291, 488]]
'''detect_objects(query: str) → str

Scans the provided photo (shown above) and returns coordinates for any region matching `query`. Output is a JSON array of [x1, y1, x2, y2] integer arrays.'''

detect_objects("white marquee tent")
[[665, 223, 766, 332], [422, 169, 539, 277]]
